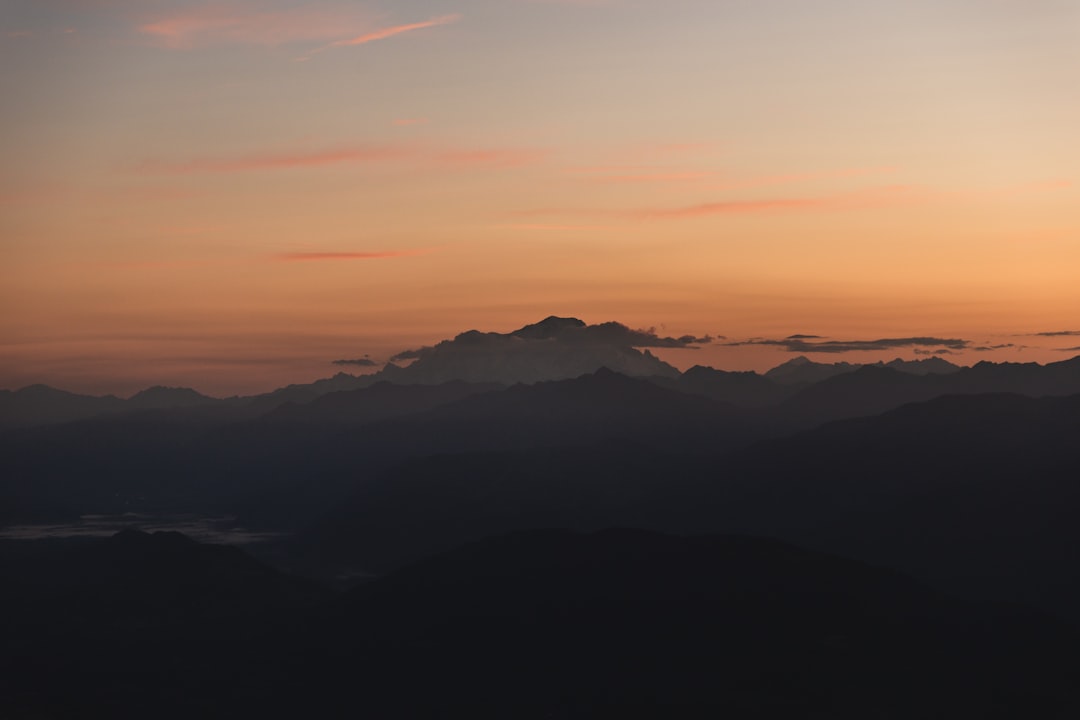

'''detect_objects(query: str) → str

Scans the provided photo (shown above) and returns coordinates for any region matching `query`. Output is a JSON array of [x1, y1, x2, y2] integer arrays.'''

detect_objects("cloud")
[[972, 344, 1017, 352], [139, 5, 460, 56], [275, 250, 424, 262], [389, 348, 426, 361], [786, 334, 824, 340], [494, 223, 617, 231], [1054, 346, 1080, 353], [139, 4, 375, 48], [332, 357, 377, 367], [639, 198, 826, 219], [327, 14, 460, 48], [585, 171, 716, 185], [1032, 330, 1080, 337], [140, 143, 545, 175], [394, 118, 430, 127], [725, 336, 970, 354], [637, 186, 919, 220], [514, 186, 921, 221]]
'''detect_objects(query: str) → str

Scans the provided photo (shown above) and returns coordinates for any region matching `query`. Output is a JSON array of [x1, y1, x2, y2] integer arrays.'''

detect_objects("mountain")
[[776, 355, 1080, 426], [404, 367, 759, 453], [778, 364, 940, 425], [661, 364, 792, 407], [264, 380, 503, 425], [764, 356, 862, 385], [372, 316, 683, 385], [0, 384, 124, 429], [713, 392, 1080, 623], [126, 385, 218, 409], [882, 356, 961, 375], [295, 441, 703, 571]]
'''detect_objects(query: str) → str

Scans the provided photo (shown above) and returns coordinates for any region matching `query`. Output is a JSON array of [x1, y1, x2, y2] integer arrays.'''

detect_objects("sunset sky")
[[2, 0, 1079, 396]]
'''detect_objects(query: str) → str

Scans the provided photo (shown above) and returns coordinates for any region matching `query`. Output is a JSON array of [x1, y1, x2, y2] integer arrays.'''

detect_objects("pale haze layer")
[[2, 0, 1079, 395]]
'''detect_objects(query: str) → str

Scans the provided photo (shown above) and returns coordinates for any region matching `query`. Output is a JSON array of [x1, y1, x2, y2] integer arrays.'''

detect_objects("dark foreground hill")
[[3, 529, 1078, 719], [297, 391, 1080, 627], [712, 391, 1080, 623]]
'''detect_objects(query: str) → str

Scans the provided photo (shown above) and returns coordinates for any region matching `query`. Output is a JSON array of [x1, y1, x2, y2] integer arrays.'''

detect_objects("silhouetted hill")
[[661, 364, 792, 407], [334, 529, 1080, 718], [779, 364, 938, 424], [762, 355, 961, 387], [396, 367, 762, 454], [0, 530, 329, 718], [883, 356, 961, 375], [126, 385, 217, 409], [773, 355, 1080, 426], [295, 441, 704, 571], [265, 380, 502, 424], [0, 384, 124, 428], [716, 392, 1080, 623], [764, 356, 862, 385]]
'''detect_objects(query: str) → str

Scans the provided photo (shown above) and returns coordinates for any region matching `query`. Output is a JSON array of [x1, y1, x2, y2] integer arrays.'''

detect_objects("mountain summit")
[[358, 316, 709, 385]]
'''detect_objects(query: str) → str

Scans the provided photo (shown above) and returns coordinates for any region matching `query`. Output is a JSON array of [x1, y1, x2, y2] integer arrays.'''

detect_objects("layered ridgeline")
[[3, 316, 1080, 632], [3, 316, 1078, 430]]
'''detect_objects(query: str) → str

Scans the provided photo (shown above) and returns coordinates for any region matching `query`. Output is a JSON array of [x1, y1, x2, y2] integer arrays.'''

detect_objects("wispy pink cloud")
[[141, 146, 411, 174], [394, 118, 430, 127], [141, 143, 546, 175], [494, 223, 617, 231], [703, 166, 899, 192], [637, 185, 922, 219], [328, 14, 460, 48], [139, 5, 375, 48], [275, 250, 426, 262], [584, 171, 716, 184], [512, 186, 924, 221], [639, 197, 827, 219]]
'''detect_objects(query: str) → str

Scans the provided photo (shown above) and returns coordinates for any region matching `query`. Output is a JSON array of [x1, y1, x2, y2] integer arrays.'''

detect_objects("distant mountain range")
[[2, 315, 1074, 430]]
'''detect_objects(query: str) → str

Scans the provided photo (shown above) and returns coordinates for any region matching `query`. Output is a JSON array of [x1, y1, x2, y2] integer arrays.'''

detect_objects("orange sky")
[[2, 0, 1078, 395]]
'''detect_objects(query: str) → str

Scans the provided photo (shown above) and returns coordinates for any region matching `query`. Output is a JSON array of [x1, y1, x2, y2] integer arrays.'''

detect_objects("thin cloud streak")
[[275, 251, 426, 262], [724, 336, 971, 354], [513, 186, 922, 221], [495, 223, 618, 231], [589, 172, 716, 184], [141, 144, 545, 175], [142, 146, 409, 174], [639, 186, 920, 219], [139, 5, 374, 48], [329, 14, 460, 48]]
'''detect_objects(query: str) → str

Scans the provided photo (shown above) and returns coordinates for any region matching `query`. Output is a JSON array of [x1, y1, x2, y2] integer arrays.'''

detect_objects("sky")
[[2, 0, 1079, 396]]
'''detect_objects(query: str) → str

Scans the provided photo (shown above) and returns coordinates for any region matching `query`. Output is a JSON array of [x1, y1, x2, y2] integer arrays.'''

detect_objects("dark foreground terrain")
[[3, 528, 1078, 719]]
